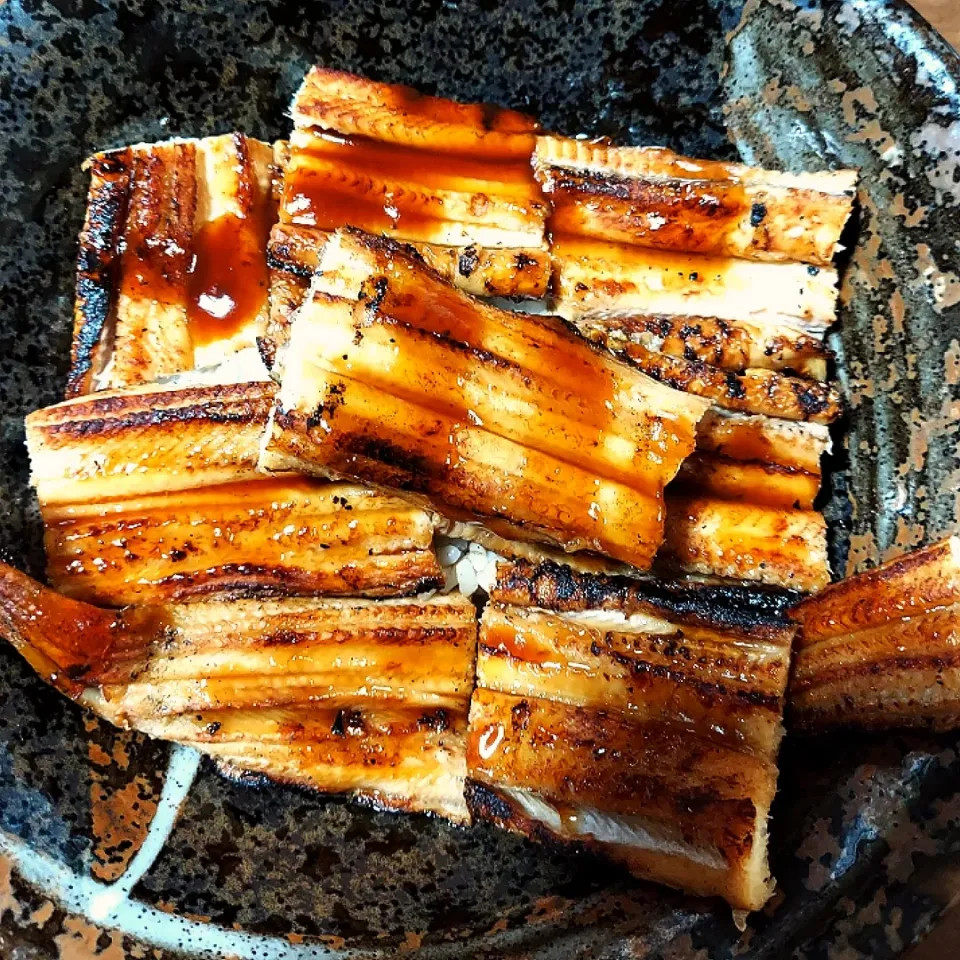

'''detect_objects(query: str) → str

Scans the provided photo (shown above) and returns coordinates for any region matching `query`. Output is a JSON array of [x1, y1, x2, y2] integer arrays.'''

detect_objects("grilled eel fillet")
[[43, 478, 442, 606], [466, 559, 797, 911], [562, 272, 839, 589], [0, 562, 476, 821], [68, 134, 278, 397], [790, 536, 960, 732], [659, 410, 832, 594], [537, 137, 855, 335], [26, 380, 277, 506], [265, 68, 550, 353], [577, 318, 841, 425], [26, 381, 442, 604], [530, 141, 849, 589], [535, 137, 857, 267], [260, 228, 711, 570]]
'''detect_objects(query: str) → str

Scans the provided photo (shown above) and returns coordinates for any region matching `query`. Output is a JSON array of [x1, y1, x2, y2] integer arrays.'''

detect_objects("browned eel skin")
[[534, 137, 857, 266], [579, 313, 830, 380], [70, 149, 133, 398], [43, 478, 442, 606], [467, 560, 796, 910], [0, 563, 475, 821], [576, 320, 841, 424], [27, 382, 442, 605], [550, 234, 842, 333], [261, 228, 710, 571], [492, 557, 801, 632], [790, 536, 960, 732], [566, 280, 838, 589], [26, 381, 277, 506], [265, 68, 550, 352], [67, 134, 277, 396]]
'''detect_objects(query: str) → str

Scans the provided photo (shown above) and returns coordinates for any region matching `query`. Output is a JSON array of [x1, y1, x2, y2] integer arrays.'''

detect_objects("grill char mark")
[[491, 558, 799, 638], [67, 150, 133, 399]]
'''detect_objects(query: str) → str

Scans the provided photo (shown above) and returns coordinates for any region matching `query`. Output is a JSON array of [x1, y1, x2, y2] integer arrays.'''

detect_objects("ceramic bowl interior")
[[0, 1, 959, 957]]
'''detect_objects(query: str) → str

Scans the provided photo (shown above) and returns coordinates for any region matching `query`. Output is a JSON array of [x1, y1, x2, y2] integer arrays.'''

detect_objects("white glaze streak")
[[89, 744, 202, 920]]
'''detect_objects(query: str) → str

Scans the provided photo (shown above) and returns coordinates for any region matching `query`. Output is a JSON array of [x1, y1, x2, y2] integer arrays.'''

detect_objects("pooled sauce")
[[187, 190, 273, 349]]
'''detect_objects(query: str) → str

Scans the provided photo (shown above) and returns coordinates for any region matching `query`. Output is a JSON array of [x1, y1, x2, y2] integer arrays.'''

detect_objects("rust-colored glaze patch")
[[186, 214, 271, 348]]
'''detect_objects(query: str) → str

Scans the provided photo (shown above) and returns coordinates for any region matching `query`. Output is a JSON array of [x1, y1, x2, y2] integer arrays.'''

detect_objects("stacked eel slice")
[[266, 67, 551, 356], [534, 137, 856, 591], [68, 133, 278, 395], [26, 381, 443, 604], [260, 228, 710, 571], [0, 67, 874, 912], [467, 560, 797, 911], [22, 376, 471, 818], [0, 563, 475, 820], [790, 536, 960, 732]]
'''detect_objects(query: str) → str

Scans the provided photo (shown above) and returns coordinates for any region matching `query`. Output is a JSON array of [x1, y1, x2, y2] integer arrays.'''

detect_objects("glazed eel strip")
[[26, 381, 442, 605], [528, 138, 855, 590], [260, 228, 710, 571], [790, 536, 960, 732], [0, 562, 476, 822], [265, 67, 551, 354], [466, 560, 797, 911], [535, 136, 857, 267], [69, 134, 277, 396]]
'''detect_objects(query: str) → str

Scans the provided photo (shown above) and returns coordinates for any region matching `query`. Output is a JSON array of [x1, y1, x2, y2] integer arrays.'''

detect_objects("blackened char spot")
[[724, 370, 747, 400], [371, 276, 389, 307], [343, 435, 436, 487], [417, 709, 450, 732], [458, 246, 480, 277], [464, 780, 515, 823], [306, 381, 346, 428], [493, 559, 799, 633], [510, 699, 531, 732], [795, 381, 833, 417]]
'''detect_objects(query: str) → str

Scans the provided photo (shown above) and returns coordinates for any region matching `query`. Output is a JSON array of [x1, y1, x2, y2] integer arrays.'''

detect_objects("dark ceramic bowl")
[[1, 1, 959, 957]]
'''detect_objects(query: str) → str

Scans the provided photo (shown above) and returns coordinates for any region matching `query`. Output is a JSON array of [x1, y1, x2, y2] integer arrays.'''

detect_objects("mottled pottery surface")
[[1, 0, 959, 957]]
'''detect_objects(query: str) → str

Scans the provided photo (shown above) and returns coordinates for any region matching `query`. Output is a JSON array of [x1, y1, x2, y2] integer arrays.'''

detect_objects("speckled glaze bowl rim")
[[1, 0, 960, 957]]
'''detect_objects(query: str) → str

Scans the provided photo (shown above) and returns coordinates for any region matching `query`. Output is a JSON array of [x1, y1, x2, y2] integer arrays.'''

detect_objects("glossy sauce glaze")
[[301, 131, 537, 189], [186, 151, 274, 348], [283, 130, 543, 239], [481, 619, 557, 666], [119, 145, 197, 304], [546, 169, 752, 255], [355, 245, 619, 429]]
